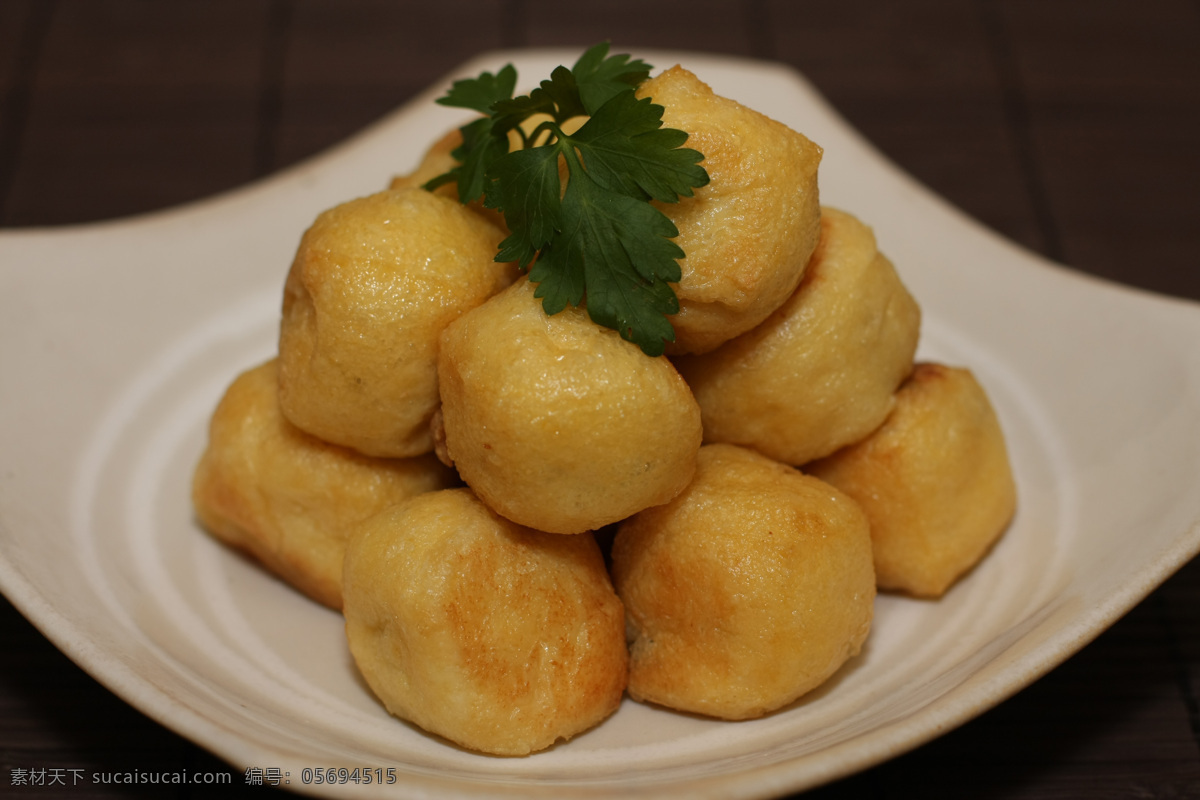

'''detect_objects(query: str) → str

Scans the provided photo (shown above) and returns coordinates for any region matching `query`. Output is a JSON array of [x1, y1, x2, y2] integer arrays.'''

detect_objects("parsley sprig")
[[426, 43, 709, 356]]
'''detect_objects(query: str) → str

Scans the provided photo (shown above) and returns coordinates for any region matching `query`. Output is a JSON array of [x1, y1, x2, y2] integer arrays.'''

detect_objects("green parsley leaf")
[[435, 64, 517, 115], [486, 145, 562, 268], [494, 65, 584, 125], [570, 89, 709, 204], [429, 65, 517, 203], [425, 44, 708, 356], [439, 116, 506, 204], [572, 42, 653, 115], [530, 165, 682, 355]]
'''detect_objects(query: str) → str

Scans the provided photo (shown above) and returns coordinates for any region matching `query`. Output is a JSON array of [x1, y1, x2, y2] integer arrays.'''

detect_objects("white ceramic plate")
[[2, 48, 1199, 799]]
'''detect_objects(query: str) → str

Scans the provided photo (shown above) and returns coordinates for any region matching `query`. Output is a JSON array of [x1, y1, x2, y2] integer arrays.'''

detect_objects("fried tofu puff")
[[192, 359, 457, 610], [278, 186, 517, 458], [437, 277, 702, 534], [612, 444, 874, 720], [808, 363, 1018, 598], [635, 66, 823, 355], [675, 207, 921, 466], [342, 488, 628, 756]]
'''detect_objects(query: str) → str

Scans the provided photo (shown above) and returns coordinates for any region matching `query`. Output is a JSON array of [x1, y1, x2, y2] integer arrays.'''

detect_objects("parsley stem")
[[528, 120, 562, 149]]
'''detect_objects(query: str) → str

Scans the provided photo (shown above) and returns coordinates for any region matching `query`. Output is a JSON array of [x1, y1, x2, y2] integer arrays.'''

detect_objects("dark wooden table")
[[2, 1, 1198, 797]]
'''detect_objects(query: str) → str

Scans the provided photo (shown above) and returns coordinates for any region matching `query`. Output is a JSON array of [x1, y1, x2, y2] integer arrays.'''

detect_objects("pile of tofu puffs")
[[193, 63, 1017, 756]]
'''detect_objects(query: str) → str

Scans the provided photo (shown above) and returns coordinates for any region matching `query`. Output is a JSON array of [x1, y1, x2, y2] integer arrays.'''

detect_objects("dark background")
[[1, 1, 1198, 797]]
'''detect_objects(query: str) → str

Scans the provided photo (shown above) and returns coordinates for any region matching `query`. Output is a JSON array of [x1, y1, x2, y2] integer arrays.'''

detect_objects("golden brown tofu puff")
[[674, 206, 921, 466], [808, 362, 1018, 598], [192, 359, 457, 610], [342, 488, 628, 756], [636, 66, 823, 355], [278, 186, 518, 458], [437, 277, 702, 534], [612, 443, 875, 721]]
